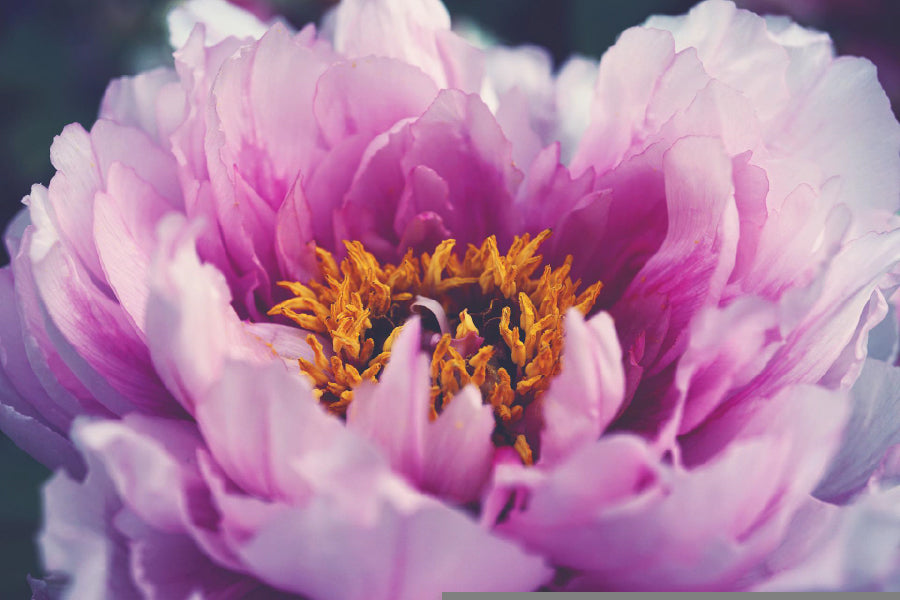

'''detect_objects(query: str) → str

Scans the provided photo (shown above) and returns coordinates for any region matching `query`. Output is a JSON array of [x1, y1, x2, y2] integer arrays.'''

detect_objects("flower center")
[[268, 230, 602, 464]]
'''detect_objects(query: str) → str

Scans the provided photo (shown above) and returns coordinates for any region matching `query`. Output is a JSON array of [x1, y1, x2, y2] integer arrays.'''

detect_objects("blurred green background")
[[1, 0, 897, 597]]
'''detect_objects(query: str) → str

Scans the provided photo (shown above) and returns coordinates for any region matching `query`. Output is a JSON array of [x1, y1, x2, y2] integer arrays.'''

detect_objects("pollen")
[[268, 230, 602, 464]]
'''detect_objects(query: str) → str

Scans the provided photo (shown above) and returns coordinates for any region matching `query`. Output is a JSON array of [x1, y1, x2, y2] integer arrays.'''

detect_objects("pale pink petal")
[[194, 359, 341, 501], [420, 385, 495, 503], [239, 488, 551, 599], [645, 1, 791, 122], [753, 489, 900, 591], [145, 215, 272, 411], [554, 56, 597, 163], [815, 359, 900, 503], [737, 228, 900, 403], [99, 68, 181, 146], [41, 456, 140, 599], [484, 45, 555, 168], [347, 317, 429, 483], [74, 416, 211, 533], [569, 27, 677, 176], [168, 0, 270, 48], [541, 310, 625, 465], [329, 0, 456, 88], [313, 57, 438, 149], [94, 163, 177, 336], [496, 384, 847, 590]]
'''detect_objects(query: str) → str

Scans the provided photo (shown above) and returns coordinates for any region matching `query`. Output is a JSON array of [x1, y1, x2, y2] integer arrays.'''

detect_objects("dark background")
[[1, 0, 897, 597]]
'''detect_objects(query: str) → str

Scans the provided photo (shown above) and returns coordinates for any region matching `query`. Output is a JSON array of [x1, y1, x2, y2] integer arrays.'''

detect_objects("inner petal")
[[268, 230, 603, 464]]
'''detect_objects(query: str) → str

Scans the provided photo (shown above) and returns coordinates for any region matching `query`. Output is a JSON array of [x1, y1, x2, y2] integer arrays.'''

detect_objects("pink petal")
[[329, 0, 460, 89], [675, 296, 780, 435], [145, 215, 272, 411], [99, 68, 181, 147], [420, 385, 495, 503], [29, 232, 178, 417], [239, 488, 551, 599], [541, 310, 625, 465], [313, 57, 438, 149], [194, 359, 342, 502], [347, 317, 429, 483], [93, 163, 176, 336]]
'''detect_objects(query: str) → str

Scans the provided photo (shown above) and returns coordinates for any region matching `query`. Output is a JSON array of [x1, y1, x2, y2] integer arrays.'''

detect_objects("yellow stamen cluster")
[[268, 230, 602, 464]]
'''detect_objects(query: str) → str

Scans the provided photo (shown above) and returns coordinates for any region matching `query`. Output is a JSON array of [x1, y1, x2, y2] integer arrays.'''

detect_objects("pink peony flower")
[[3, 0, 900, 595]]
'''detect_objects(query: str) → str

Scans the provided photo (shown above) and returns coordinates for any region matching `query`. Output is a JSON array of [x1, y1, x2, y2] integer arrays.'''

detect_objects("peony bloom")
[[3, 0, 900, 595]]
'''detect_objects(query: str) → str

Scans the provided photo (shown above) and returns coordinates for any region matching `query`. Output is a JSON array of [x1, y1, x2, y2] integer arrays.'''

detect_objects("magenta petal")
[[30, 236, 177, 417], [676, 297, 780, 435], [616, 136, 739, 374], [541, 310, 625, 465]]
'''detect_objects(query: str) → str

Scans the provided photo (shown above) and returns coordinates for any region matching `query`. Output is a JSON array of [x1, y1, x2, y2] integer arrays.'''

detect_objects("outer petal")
[[492, 384, 847, 590], [40, 453, 140, 600], [752, 489, 900, 591], [815, 359, 900, 503], [327, 0, 482, 92], [99, 68, 181, 147], [649, 0, 900, 220], [238, 484, 551, 600], [168, 0, 269, 48], [734, 228, 900, 404], [145, 215, 272, 412], [570, 27, 673, 175], [194, 359, 343, 502], [27, 188, 179, 417], [0, 266, 76, 435]]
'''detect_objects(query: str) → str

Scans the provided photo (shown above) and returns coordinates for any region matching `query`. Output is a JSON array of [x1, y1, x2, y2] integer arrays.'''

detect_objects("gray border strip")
[[443, 594, 831, 598]]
